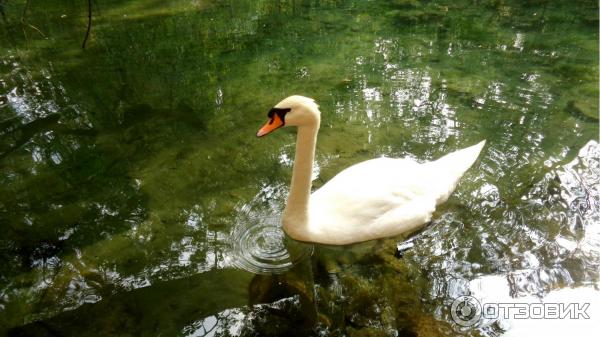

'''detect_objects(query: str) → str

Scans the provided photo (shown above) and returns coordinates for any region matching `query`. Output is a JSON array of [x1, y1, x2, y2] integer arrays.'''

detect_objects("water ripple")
[[229, 213, 313, 275]]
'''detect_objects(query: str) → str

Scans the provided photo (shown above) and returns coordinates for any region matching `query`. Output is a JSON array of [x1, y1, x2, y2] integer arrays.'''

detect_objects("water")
[[0, 0, 598, 336]]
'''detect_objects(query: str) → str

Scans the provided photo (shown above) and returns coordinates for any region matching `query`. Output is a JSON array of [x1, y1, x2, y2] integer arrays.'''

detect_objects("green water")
[[0, 0, 598, 336]]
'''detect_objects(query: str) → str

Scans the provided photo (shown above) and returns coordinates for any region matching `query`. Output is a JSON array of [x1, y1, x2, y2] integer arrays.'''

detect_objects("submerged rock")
[[566, 100, 599, 122], [564, 81, 599, 121]]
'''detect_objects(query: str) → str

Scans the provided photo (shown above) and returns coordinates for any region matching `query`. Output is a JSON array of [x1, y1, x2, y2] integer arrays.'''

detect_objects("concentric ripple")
[[230, 216, 313, 274]]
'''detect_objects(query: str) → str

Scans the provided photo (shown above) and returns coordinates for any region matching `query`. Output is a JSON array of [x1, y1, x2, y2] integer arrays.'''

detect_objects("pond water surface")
[[0, 0, 598, 336]]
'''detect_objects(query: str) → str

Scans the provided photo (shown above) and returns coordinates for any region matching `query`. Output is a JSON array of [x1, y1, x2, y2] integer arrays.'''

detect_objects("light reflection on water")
[[438, 141, 599, 322]]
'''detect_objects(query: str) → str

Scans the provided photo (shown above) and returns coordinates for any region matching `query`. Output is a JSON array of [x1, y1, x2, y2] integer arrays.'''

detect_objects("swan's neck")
[[282, 124, 319, 234]]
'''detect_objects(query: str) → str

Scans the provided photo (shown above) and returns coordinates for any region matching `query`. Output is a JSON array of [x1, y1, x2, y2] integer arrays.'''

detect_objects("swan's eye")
[[267, 107, 291, 124]]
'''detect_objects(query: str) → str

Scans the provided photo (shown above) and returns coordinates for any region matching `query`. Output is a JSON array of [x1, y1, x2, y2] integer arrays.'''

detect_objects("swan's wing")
[[307, 142, 485, 244], [309, 157, 440, 243]]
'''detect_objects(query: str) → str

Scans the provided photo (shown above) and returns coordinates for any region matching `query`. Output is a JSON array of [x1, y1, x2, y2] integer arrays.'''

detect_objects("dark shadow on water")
[[7, 268, 254, 337]]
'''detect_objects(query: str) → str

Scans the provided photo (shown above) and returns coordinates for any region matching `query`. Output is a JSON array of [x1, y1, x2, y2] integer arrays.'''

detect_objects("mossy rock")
[[567, 100, 599, 121], [565, 83, 599, 121]]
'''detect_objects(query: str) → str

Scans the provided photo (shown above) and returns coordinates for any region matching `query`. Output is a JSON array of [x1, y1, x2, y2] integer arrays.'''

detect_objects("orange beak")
[[257, 113, 284, 137]]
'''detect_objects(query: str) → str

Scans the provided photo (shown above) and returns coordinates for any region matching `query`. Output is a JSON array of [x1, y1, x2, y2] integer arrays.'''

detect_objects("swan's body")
[[257, 96, 485, 245]]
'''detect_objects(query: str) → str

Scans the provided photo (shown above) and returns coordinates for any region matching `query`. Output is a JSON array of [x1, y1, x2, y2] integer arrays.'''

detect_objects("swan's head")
[[257, 95, 320, 137]]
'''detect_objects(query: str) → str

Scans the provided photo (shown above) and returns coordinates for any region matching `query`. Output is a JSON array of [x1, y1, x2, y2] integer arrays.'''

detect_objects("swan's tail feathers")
[[428, 140, 486, 204], [434, 140, 486, 174]]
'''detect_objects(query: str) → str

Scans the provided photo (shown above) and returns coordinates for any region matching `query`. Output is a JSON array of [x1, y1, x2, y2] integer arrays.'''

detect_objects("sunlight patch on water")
[[466, 275, 600, 337]]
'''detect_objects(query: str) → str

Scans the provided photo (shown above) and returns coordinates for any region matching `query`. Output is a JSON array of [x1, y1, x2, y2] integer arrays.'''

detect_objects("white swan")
[[257, 95, 485, 245]]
